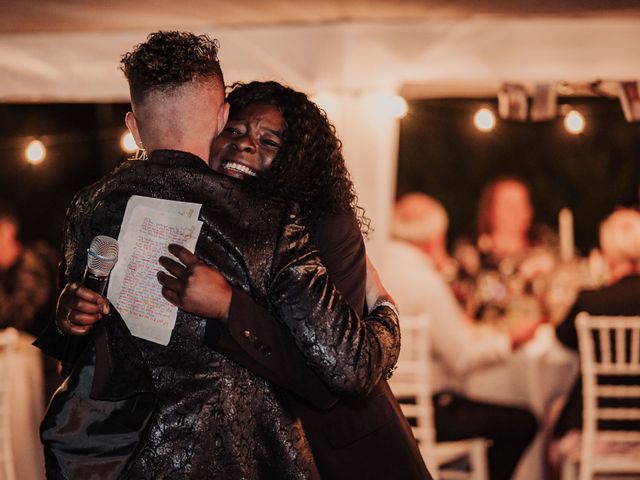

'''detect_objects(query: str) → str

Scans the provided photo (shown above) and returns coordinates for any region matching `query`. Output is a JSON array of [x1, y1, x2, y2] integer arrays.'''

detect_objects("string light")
[[386, 95, 409, 119], [564, 110, 585, 134], [25, 140, 46, 164], [474, 108, 496, 132], [367, 93, 409, 119], [120, 131, 138, 153]]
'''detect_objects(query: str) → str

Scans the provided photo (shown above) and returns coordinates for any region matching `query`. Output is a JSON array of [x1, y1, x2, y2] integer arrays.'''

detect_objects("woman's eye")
[[262, 138, 281, 148]]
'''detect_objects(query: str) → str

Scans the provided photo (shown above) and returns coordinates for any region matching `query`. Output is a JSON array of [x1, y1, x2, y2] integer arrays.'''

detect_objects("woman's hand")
[[56, 282, 110, 336], [365, 255, 394, 310], [157, 244, 232, 322]]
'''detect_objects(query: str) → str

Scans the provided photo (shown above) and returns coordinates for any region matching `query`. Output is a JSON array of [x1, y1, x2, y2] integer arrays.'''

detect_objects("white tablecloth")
[[2, 328, 46, 480], [460, 325, 579, 480]]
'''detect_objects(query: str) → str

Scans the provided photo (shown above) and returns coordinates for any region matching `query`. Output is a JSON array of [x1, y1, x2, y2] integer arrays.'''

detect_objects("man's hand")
[[56, 282, 109, 336], [157, 244, 232, 321]]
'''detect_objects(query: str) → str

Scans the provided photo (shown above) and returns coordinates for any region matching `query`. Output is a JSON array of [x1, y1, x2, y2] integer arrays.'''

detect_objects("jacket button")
[[243, 330, 251, 338]]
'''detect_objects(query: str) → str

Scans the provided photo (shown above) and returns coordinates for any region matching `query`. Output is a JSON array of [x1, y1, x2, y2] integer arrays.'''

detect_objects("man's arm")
[[555, 295, 584, 351]]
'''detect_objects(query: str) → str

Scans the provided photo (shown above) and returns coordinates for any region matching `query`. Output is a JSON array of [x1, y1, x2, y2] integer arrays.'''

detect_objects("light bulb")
[[120, 131, 138, 153], [564, 110, 585, 134], [25, 140, 46, 164], [474, 108, 496, 132]]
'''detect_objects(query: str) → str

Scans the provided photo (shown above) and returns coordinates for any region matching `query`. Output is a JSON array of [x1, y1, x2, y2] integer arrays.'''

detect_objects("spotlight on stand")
[[498, 83, 528, 122], [618, 81, 640, 122]]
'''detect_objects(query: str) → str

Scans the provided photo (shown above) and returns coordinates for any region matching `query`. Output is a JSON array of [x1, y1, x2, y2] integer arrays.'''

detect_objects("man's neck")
[[146, 141, 209, 165]]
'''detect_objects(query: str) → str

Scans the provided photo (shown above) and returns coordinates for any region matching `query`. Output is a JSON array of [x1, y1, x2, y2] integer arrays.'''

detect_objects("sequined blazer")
[[36, 149, 400, 480]]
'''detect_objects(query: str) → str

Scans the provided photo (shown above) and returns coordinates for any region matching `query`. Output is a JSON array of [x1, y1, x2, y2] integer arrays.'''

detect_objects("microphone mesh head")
[[87, 235, 119, 277]]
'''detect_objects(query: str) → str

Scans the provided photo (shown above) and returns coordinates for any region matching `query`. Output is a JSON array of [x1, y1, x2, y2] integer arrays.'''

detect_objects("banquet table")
[[1, 328, 46, 480], [460, 324, 579, 480]]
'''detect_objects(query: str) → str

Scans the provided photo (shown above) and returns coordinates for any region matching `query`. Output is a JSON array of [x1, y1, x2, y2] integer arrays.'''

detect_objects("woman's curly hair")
[[120, 31, 224, 104], [226, 81, 370, 236]]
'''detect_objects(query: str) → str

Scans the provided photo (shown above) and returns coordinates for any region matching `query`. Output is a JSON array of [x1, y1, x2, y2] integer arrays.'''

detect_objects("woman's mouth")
[[222, 161, 257, 177]]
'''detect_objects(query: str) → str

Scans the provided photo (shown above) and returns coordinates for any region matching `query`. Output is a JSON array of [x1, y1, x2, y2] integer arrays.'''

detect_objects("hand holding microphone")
[[55, 236, 118, 336]]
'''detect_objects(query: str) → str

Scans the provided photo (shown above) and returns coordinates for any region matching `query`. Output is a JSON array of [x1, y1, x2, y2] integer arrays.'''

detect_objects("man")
[[553, 208, 640, 438], [378, 192, 539, 480], [36, 31, 427, 479]]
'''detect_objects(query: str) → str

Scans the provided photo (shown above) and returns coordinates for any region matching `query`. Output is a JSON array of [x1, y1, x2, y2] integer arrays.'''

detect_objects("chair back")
[[576, 313, 640, 480], [389, 314, 438, 472]]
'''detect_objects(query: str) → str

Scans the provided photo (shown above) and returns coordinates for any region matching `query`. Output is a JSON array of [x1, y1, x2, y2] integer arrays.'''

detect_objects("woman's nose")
[[233, 134, 256, 153]]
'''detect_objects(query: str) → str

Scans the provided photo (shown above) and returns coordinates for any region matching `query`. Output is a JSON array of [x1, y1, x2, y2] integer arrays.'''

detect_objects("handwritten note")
[[107, 197, 203, 345]]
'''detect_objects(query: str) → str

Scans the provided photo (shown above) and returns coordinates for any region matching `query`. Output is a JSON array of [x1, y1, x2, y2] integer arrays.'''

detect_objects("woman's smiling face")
[[209, 102, 285, 180]]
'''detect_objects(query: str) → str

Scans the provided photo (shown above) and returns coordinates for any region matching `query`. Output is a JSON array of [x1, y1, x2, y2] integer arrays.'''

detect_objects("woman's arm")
[[159, 211, 399, 398], [265, 210, 399, 396]]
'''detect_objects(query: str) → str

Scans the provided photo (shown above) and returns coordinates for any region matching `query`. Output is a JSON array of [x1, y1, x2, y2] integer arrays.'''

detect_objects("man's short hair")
[[392, 193, 448, 244], [599, 208, 640, 264], [120, 31, 224, 104]]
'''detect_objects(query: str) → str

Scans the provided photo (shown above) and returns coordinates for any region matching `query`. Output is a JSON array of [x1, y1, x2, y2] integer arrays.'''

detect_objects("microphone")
[[82, 235, 119, 296]]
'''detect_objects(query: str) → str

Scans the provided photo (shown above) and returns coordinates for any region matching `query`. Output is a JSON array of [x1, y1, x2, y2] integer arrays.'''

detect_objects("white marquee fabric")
[[2, 16, 640, 251]]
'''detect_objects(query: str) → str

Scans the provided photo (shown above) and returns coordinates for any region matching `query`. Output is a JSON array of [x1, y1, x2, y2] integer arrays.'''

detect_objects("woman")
[[158, 81, 430, 479], [453, 176, 556, 327], [54, 81, 431, 479]]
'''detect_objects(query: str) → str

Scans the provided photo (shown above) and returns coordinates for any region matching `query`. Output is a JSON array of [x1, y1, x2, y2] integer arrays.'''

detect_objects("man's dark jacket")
[[554, 275, 640, 437], [36, 150, 429, 479]]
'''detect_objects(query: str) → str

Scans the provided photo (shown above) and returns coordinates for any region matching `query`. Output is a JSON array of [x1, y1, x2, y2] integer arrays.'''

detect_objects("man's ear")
[[125, 112, 143, 148], [216, 102, 230, 136]]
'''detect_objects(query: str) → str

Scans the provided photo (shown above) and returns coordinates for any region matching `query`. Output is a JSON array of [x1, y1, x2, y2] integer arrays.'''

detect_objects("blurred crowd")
[[381, 176, 640, 479]]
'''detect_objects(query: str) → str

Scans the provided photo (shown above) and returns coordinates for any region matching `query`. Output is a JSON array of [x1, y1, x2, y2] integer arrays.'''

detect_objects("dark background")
[[398, 97, 640, 254], [0, 98, 638, 256], [0, 103, 130, 250]]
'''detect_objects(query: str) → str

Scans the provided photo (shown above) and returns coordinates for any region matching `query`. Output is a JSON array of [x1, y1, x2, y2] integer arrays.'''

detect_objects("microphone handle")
[[82, 268, 109, 296]]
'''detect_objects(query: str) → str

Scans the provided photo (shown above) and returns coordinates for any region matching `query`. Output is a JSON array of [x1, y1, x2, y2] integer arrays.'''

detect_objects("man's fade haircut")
[[120, 31, 224, 105]]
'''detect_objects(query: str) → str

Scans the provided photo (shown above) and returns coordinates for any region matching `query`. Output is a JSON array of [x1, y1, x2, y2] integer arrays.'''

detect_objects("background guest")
[[379, 192, 539, 480], [0, 203, 57, 337], [553, 207, 640, 439], [453, 176, 556, 329]]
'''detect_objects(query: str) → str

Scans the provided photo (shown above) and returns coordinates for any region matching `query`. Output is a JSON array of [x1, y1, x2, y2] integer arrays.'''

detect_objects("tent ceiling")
[[1, 0, 640, 33]]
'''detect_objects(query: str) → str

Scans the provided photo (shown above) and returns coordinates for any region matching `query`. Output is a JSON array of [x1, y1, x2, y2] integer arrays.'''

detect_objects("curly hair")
[[226, 81, 370, 236], [120, 31, 224, 104]]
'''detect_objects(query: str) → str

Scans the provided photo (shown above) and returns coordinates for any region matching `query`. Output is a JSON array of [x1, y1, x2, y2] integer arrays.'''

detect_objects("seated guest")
[[0, 203, 57, 337], [380, 192, 538, 480], [554, 207, 640, 438], [452, 176, 556, 326]]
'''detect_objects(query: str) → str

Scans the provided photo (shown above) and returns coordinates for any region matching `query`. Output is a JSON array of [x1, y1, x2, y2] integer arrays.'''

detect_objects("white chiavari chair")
[[390, 315, 488, 480], [561, 313, 640, 480]]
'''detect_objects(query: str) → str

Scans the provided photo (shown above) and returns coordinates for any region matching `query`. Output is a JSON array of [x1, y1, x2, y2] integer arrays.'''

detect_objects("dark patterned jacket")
[[36, 150, 400, 479]]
